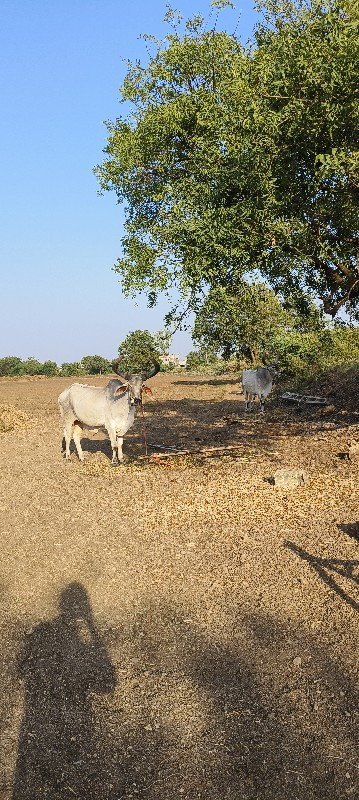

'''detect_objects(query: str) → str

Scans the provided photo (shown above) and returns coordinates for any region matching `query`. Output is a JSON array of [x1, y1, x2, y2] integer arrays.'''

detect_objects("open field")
[[0, 372, 358, 800]]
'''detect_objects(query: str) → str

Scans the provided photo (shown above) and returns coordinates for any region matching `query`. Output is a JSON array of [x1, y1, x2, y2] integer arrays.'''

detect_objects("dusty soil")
[[0, 372, 358, 800]]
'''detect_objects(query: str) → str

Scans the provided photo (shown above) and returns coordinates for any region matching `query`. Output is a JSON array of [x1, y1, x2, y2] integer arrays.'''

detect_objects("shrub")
[[268, 326, 359, 382], [81, 355, 112, 374], [41, 361, 58, 376], [22, 357, 43, 376], [0, 356, 25, 376], [60, 362, 84, 377]]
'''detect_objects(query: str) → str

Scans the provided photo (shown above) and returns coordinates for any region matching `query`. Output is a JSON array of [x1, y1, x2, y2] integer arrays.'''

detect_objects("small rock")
[[293, 656, 302, 667], [273, 469, 309, 488]]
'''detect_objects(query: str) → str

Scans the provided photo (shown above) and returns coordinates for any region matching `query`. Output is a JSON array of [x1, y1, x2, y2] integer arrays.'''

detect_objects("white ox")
[[58, 360, 160, 465], [242, 361, 280, 413]]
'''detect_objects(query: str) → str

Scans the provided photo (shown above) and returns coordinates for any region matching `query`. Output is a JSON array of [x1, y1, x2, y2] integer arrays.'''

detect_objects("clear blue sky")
[[0, 1, 257, 363]]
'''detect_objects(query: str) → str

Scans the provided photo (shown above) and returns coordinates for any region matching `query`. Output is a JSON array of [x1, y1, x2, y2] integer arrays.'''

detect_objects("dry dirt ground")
[[0, 372, 358, 800]]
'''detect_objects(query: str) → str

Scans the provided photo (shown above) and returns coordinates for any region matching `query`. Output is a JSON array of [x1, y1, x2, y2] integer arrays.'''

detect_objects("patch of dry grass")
[[0, 404, 33, 433]]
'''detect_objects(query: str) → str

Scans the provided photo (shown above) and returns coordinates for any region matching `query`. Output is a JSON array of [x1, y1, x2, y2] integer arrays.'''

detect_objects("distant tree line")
[[0, 330, 174, 378], [0, 355, 113, 378], [2, 317, 357, 382]]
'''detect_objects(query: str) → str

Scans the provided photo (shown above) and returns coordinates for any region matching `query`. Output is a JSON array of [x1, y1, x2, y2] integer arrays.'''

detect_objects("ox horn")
[[111, 358, 129, 381], [142, 361, 161, 380]]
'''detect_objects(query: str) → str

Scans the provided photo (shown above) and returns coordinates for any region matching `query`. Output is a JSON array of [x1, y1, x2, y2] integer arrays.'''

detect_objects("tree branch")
[[323, 278, 359, 317]]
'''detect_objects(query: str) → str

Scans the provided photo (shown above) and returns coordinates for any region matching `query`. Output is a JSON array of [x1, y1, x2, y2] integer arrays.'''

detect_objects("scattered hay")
[[0, 404, 33, 433], [79, 452, 114, 476]]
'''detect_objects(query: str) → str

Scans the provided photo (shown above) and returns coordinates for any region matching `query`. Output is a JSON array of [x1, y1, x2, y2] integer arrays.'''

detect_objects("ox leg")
[[108, 426, 119, 466], [116, 434, 124, 464], [245, 392, 252, 412], [73, 422, 85, 461], [63, 419, 74, 461], [259, 395, 265, 413]]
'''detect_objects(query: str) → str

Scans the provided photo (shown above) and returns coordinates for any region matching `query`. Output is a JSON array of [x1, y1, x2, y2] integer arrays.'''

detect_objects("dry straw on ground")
[[0, 371, 358, 800], [0, 404, 33, 433]]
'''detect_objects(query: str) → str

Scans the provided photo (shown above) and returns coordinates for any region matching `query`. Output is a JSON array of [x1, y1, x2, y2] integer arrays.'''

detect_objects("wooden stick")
[[138, 444, 279, 460], [147, 442, 185, 451], [281, 392, 328, 405]]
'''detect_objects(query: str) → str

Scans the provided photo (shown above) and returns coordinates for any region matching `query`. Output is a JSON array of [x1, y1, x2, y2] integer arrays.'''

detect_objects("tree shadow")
[[131, 602, 358, 799], [62, 398, 263, 463], [74, 393, 345, 463], [133, 398, 269, 454], [61, 379, 358, 465], [338, 522, 359, 543], [286, 541, 359, 612], [173, 377, 238, 387]]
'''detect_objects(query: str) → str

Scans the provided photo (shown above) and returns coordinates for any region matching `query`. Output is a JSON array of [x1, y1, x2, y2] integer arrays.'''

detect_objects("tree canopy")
[[116, 329, 162, 373], [95, 0, 359, 320], [81, 355, 112, 374]]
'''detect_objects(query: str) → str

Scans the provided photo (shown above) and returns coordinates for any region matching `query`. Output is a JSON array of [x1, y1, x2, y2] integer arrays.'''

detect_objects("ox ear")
[[142, 385, 153, 397], [115, 385, 128, 396]]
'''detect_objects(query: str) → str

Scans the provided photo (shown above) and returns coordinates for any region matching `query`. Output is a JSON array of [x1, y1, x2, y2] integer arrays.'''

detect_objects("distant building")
[[161, 354, 187, 368]]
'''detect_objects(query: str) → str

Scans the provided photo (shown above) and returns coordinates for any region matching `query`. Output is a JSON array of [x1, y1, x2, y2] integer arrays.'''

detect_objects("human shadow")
[[13, 583, 117, 799], [286, 541, 359, 612], [11, 590, 358, 800]]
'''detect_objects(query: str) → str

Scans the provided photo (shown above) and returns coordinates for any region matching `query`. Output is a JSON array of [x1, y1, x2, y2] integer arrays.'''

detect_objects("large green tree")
[[95, 1, 359, 319]]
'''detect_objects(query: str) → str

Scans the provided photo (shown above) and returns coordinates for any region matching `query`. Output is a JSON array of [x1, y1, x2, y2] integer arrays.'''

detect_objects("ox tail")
[[58, 388, 71, 419]]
